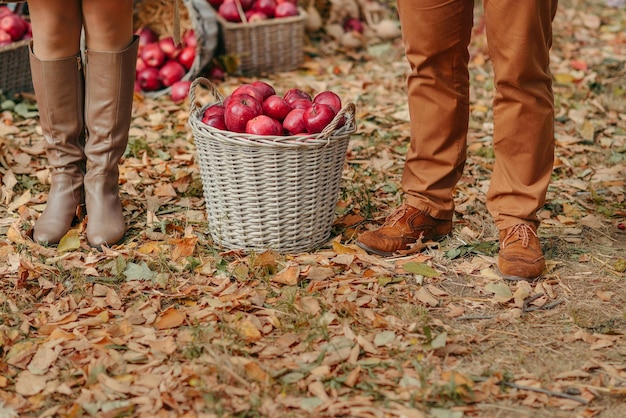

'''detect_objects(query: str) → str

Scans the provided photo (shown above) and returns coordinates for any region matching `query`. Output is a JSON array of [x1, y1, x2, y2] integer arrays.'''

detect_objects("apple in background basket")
[[0, 30, 12, 46], [283, 108, 307, 135], [239, 0, 255, 10], [183, 29, 196, 48], [313, 90, 342, 114], [137, 26, 158, 48], [252, 0, 277, 18], [136, 56, 147, 74], [283, 88, 312, 106], [246, 115, 284, 136], [207, 0, 224, 9], [177, 46, 195, 70], [251, 81, 276, 100], [141, 43, 166, 68], [224, 94, 263, 133], [218, 0, 242, 22], [246, 10, 268, 22], [159, 36, 179, 60], [231, 84, 264, 104], [0, 13, 27, 41], [202, 104, 227, 130], [274, 1, 298, 18], [303, 103, 335, 134], [170, 80, 192, 104], [137, 67, 162, 91], [159, 60, 186, 87], [262, 95, 292, 121]]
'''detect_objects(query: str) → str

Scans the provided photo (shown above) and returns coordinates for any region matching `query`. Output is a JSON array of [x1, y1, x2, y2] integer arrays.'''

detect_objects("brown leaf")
[[154, 307, 186, 329]]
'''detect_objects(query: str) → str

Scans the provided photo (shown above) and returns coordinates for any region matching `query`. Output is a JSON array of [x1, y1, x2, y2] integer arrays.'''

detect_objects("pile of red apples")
[[0, 6, 31, 47], [209, 0, 299, 23], [201, 80, 344, 136], [135, 26, 197, 102]]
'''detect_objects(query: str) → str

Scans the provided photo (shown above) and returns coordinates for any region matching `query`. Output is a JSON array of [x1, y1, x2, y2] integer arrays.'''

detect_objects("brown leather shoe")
[[498, 224, 545, 281], [356, 204, 452, 256]]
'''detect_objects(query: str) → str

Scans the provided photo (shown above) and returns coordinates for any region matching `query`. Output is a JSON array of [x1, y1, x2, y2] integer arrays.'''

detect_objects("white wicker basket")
[[188, 77, 356, 253]]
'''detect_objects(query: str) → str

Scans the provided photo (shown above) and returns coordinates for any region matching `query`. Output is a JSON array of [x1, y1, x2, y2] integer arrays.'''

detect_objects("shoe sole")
[[496, 267, 543, 282], [356, 234, 448, 258]]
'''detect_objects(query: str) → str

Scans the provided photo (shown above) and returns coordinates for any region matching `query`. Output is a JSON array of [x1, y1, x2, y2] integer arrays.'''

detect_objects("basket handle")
[[188, 77, 225, 115], [317, 102, 357, 140]]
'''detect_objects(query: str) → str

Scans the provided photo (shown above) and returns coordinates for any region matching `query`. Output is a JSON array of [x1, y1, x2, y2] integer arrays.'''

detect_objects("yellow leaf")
[[137, 241, 163, 255], [240, 319, 262, 342], [155, 307, 186, 329], [58, 229, 81, 253]]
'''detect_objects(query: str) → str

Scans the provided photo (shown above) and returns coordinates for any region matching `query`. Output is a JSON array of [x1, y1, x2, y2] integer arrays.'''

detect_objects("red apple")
[[283, 88, 312, 106], [274, 1, 298, 18], [253, 0, 276, 17], [183, 29, 196, 48], [202, 104, 227, 130], [0, 6, 12, 18], [313, 90, 342, 114], [343, 18, 364, 33], [208, 0, 224, 9], [137, 67, 163, 91], [159, 60, 186, 87], [224, 94, 263, 133], [290, 98, 313, 110], [246, 10, 268, 22], [283, 108, 307, 135], [246, 115, 284, 136], [0, 14, 27, 41], [0, 29, 12, 46], [137, 26, 159, 48], [159, 36, 180, 60], [239, 0, 255, 10], [177, 46, 196, 70], [209, 65, 226, 81], [303, 103, 335, 134], [262, 95, 292, 121], [136, 56, 147, 74], [141, 42, 166, 68], [218, 1, 242, 22], [251, 80, 276, 100], [170, 80, 192, 104], [231, 84, 264, 104]]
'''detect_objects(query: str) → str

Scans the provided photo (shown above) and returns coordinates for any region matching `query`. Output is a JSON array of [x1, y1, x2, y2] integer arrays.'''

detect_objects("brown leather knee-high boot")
[[29, 43, 86, 245], [83, 36, 138, 247]]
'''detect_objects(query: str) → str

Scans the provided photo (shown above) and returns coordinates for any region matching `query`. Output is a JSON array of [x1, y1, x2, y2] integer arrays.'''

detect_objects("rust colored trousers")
[[397, 0, 559, 230]]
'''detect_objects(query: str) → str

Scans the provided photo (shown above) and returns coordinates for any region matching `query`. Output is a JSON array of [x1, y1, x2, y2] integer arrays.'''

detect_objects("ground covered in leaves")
[[0, 1, 625, 417]]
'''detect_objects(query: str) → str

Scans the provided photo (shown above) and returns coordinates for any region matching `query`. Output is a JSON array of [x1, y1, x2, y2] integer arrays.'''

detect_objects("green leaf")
[[124, 261, 157, 282], [402, 262, 441, 277], [485, 282, 513, 303]]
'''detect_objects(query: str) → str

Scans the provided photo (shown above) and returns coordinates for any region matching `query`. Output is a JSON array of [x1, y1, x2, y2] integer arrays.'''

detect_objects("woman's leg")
[[27, 0, 86, 245], [81, 0, 137, 247]]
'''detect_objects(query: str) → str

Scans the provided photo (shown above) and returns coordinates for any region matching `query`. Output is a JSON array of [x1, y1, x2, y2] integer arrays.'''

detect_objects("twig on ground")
[[473, 377, 590, 405]]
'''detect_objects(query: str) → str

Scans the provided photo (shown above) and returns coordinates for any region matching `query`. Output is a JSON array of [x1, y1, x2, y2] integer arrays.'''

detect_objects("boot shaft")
[[83, 35, 139, 174], [28, 43, 86, 170]]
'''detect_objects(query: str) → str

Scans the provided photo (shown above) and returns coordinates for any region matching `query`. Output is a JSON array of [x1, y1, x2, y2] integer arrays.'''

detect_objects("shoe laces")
[[502, 224, 537, 248], [382, 204, 409, 227]]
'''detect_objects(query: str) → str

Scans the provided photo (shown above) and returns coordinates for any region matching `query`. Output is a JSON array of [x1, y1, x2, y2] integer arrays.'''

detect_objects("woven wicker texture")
[[0, 39, 32, 95], [216, 13, 305, 75], [188, 77, 357, 253]]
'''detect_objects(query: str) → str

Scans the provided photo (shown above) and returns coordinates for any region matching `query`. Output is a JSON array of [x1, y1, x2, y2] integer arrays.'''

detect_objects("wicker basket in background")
[[216, 13, 305, 76], [188, 77, 357, 254], [0, 39, 32, 96]]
